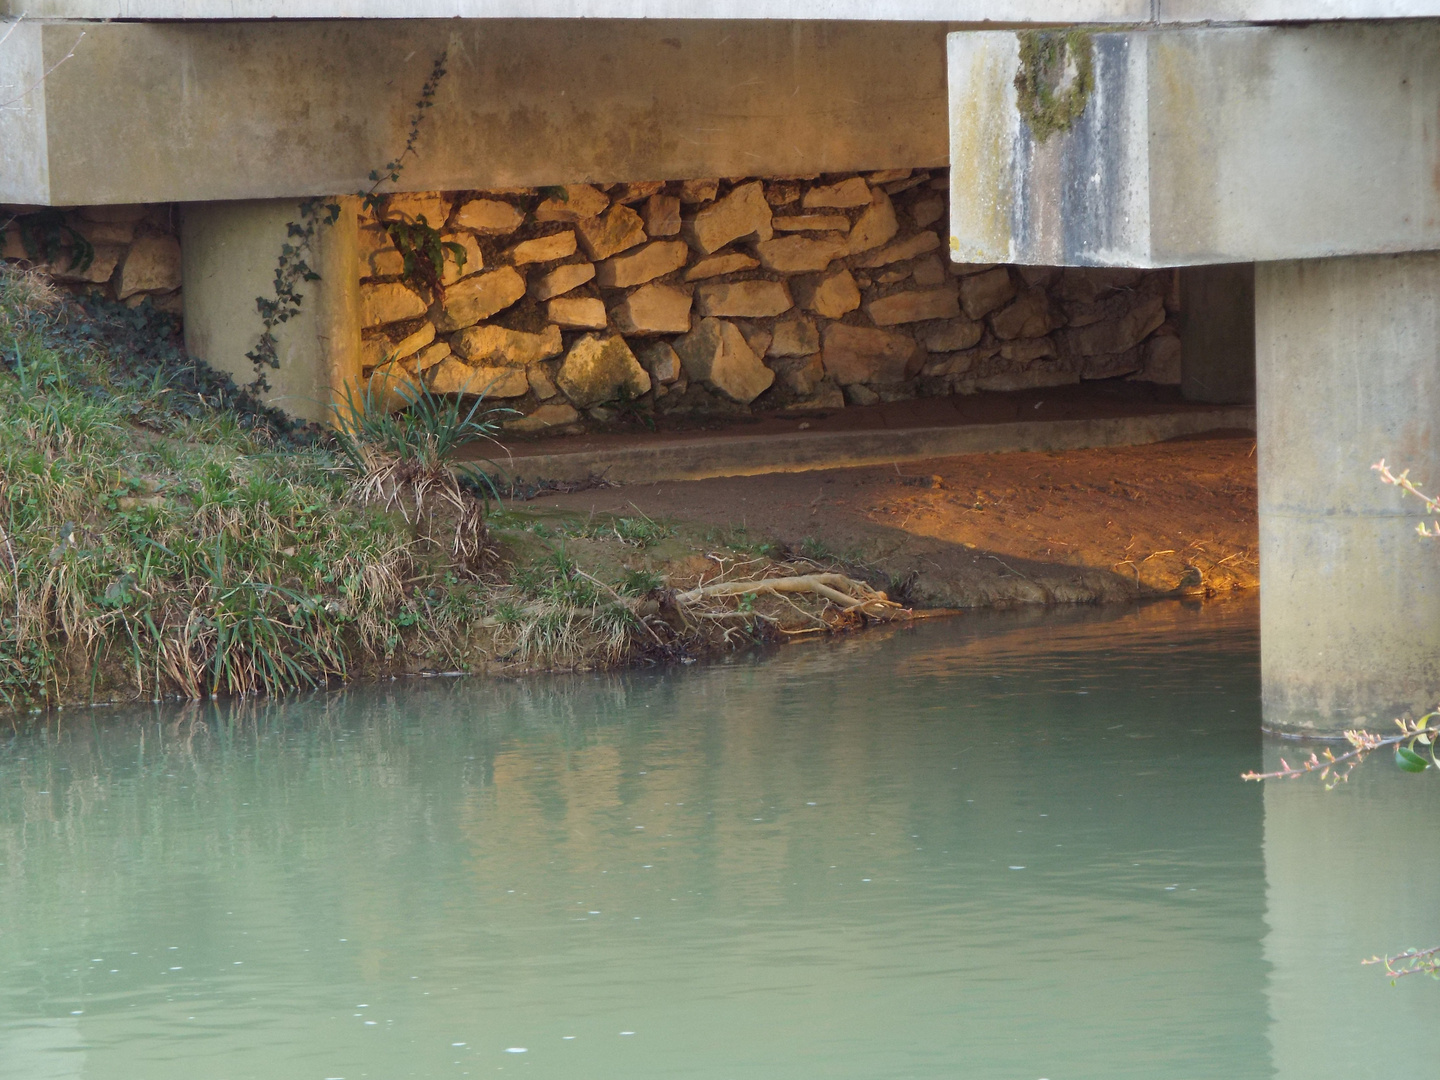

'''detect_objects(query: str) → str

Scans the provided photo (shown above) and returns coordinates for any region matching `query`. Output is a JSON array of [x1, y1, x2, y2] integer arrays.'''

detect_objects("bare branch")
[[0, 28, 85, 112]]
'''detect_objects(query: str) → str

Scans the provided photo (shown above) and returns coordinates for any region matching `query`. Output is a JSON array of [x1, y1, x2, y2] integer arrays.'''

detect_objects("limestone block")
[[361, 281, 428, 328], [875, 268, 910, 286], [1081, 347, 1143, 380], [765, 181, 803, 207], [679, 178, 720, 204], [546, 297, 609, 330], [773, 214, 850, 233], [643, 194, 682, 238], [772, 352, 825, 396], [367, 362, 423, 413], [451, 323, 563, 366], [439, 233, 484, 286], [793, 269, 861, 319], [1058, 268, 1143, 303], [910, 198, 945, 229], [912, 256, 946, 286], [1066, 295, 1166, 356], [846, 384, 881, 406], [803, 177, 872, 209], [432, 267, 526, 332], [360, 335, 391, 370], [41, 242, 123, 285], [389, 321, 435, 361], [821, 324, 922, 385], [866, 287, 960, 327], [528, 363, 559, 400], [921, 346, 985, 379], [613, 181, 665, 205], [413, 341, 452, 372], [998, 337, 1058, 364], [736, 322, 773, 359], [1018, 266, 1061, 289], [755, 235, 845, 274], [505, 401, 581, 433], [117, 235, 182, 298], [610, 284, 693, 335], [990, 288, 1056, 340], [453, 199, 525, 235], [685, 181, 773, 255], [1132, 334, 1182, 384], [381, 193, 451, 228], [845, 189, 899, 255], [429, 358, 529, 397], [684, 253, 760, 281], [695, 279, 792, 318], [638, 341, 682, 384], [959, 267, 1018, 320], [510, 232, 577, 265], [534, 185, 610, 223], [976, 366, 1081, 392], [673, 317, 775, 404], [595, 240, 689, 288], [768, 315, 820, 358], [532, 262, 595, 301], [74, 220, 135, 246], [919, 318, 984, 353], [557, 334, 651, 407], [576, 205, 647, 261], [365, 247, 405, 278], [853, 231, 940, 269], [867, 169, 911, 184]]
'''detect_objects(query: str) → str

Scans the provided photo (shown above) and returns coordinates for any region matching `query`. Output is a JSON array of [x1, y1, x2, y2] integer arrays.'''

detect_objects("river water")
[[1, 597, 1436, 1080]]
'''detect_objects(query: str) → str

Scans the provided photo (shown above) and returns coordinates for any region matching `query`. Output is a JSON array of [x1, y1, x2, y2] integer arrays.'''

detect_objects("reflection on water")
[[0, 597, 1424, 1079]]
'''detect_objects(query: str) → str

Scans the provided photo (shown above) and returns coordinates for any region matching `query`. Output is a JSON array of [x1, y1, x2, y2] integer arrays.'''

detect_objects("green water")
[[1, 598, 1436, 1080]]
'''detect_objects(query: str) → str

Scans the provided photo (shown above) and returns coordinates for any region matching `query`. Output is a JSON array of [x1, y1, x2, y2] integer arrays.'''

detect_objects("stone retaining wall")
[[359, 168, 1181, 434], [1, 205, 183, 312]]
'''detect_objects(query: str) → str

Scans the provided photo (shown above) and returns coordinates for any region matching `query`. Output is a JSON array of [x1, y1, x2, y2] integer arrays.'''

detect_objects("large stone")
[[366, 362, 423, 413], [429, 358, 529, 398], [433, 267, 526, 332], [509, 232, 577, 265], [793, 269, 861, 318], [452, 198, 525, 234], [910, 197, 945, 229], [361, 281, 427, 328], [768, 315, 820, 358], [532, 262, 594, 301], [678, 178, 720, 203], [534, 184, 610, 223], [613, 181, 665, 205], [990, 288, 1056, 340], [912, 255, 946, 286], [439, 233, 484, 286], [595, 240, 689, 288], [736, 322, 773, 358], [546, 296, 608, 329], [1081, 346, 1143, 380], [845, 189, 899, 254], [772, 352, 825, 396], [643, 194, 682, 237], [695, 279, 792, 318], [412, 340, 451, 372], [685, 181, 773, 255], [754, 235, 845, 273], [556, 335, 652, 407], [391, 320, 435, 361], [821, 324, 922, 385], [803, 177, 872, 209], [576, 205, 647, 261], [920, 318, 984, 353], [638, 341, 682, 384], [1133, 334, 1182, 384], [610, 284, 693, 335], [998, 337, 1058, 364], [380, 193, 451, 228], [673, 317, 775, 403], [504, 401, 581, 434], [451, 323, 563, 366], [684, 253, 760, 281], [865, 287, 960, 326], [1067, 295, 1167, 356], [117, 235, 182, 298], [528, 363, 558, 400], [959, 267, 1018, 320], [853, 230, 940, 268], [773, 213, 850, 233]]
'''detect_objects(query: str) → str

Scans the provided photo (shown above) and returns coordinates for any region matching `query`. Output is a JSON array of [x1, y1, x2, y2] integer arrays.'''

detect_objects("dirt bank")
[[519, 430, 1258, 609]]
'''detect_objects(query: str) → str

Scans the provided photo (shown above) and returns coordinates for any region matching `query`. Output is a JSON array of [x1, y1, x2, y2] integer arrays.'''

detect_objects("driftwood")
[[673, 573, 907, 622]]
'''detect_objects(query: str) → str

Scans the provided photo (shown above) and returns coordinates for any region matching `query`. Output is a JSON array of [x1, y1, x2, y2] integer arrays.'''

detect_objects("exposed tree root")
[[673, 573, 909, 624]]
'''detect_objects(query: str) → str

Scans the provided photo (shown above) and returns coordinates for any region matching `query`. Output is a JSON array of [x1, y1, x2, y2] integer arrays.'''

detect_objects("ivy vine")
[[6, 210, 95, 274]]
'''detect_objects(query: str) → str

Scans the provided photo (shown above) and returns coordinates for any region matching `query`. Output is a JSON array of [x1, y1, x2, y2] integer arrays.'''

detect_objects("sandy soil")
[[519, 430, 1258, 609]]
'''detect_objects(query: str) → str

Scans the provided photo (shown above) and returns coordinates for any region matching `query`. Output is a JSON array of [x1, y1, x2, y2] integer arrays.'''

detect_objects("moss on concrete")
[[1014, 30, 1094, 143]]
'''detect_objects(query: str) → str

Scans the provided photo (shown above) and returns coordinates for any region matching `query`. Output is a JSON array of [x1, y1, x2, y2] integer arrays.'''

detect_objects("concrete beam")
[[2, 18, 951, 207], [947, 21, 1440, 267]]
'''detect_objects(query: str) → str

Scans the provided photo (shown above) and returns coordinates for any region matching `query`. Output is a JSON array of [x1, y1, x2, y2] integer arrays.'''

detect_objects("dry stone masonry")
[[356, 169, 1181, 435]]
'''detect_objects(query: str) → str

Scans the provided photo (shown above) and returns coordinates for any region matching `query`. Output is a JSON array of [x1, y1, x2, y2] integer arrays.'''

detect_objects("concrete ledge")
[[488, 406, 1255, 484]]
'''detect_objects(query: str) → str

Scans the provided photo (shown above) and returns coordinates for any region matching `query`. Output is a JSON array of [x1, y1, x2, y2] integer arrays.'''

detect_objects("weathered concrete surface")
[[489, 404, 1254, 484], [1179, 264, 1254, 405], [1256, 254, 1440, 734], [182, 198, 363, 423], [3, 19, 952, 206], [947, 22, 1440, 267]]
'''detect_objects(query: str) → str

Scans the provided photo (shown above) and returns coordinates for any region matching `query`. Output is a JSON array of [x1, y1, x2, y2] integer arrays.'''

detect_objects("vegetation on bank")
[[0, 269, 902, 715]]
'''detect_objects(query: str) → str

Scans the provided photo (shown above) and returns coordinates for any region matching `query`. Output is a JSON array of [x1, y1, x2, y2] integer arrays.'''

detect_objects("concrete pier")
[[1179, 265, 1254, 406]]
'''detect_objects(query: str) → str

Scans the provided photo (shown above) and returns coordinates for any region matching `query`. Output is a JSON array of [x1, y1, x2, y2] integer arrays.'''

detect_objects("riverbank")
[[0, 269, 1255, 717]]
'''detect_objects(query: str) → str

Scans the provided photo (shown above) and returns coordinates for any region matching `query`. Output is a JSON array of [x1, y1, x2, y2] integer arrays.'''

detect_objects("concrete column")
[[1179, 264, 1255, 405], [1256, 253, 1440, 734], [181, 198, 362, 424]]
